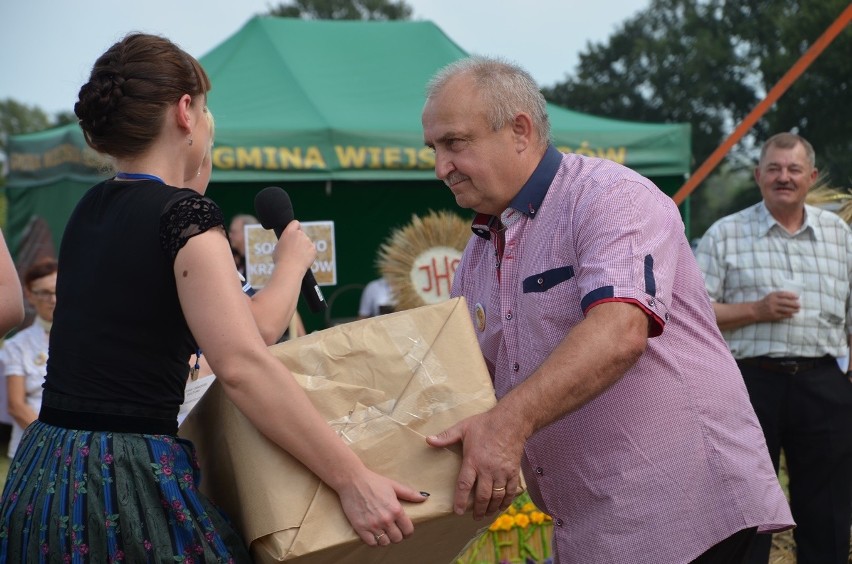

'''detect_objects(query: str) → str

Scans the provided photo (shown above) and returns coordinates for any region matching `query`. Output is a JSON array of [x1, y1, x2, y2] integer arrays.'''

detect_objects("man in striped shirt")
[[696, 132, 852, 564]]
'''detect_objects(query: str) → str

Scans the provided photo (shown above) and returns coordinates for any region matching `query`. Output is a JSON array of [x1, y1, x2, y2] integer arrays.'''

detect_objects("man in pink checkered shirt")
[[422, 56, 794, 564]]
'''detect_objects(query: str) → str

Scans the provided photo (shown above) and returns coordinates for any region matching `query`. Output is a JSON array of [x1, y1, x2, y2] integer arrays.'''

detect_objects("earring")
[[188, 136, 193, 146]]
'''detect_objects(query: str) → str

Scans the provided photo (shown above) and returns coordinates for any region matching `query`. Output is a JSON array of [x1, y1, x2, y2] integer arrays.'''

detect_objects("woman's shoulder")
[[159, 190, 225, 260], [162, 186, 216, 206], [161, 189, 222, 222], [0, 323, 40, 358]]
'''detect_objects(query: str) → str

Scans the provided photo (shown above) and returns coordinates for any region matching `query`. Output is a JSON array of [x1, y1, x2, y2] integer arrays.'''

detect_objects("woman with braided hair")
[[0, 33, 425, 562]]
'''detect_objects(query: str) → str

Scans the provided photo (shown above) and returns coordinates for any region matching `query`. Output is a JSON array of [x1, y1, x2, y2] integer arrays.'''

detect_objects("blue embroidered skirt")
[[0, 421, 252, 563]]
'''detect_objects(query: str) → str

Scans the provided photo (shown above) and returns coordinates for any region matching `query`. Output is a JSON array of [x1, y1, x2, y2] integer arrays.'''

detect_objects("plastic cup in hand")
[[778, 279, 805, 316]]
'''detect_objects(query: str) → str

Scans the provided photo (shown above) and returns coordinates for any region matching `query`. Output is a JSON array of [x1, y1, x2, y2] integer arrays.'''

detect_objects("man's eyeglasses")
[[30, 290, 56, 300]]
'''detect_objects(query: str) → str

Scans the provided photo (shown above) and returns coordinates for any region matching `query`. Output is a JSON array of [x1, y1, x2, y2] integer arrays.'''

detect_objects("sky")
[[1, 0, 649, 116]]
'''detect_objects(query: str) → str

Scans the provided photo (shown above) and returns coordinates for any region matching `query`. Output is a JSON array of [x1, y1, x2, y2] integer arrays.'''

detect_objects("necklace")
[[115, 172, 165, 184], [190, 349, 203, 381]]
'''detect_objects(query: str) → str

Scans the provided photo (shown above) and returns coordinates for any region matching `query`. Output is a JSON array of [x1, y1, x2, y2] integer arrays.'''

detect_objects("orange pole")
[[672, 2, 852, 206]]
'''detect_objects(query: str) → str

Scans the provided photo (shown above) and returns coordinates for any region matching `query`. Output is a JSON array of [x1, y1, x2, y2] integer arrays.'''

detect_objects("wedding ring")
[[492, 486, 506, 492], [374, 532, 386, 542]]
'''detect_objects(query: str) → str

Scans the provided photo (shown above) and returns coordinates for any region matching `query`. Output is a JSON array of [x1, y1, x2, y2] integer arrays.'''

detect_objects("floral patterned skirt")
[[0, 421, 252, 563]]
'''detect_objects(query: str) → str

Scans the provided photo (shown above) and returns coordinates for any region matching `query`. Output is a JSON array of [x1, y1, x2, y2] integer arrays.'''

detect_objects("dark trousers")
[[691, 527, 757, 564], [737, 357, 852, 564]]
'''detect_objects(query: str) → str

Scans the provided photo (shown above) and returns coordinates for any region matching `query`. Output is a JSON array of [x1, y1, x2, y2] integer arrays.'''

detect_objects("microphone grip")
[[301, 270, 328, 312], [272, 222, 326, 312]]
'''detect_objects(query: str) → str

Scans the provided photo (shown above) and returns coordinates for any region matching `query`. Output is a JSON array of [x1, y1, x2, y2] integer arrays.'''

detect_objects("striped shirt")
[[695, 201, 852, 359], [452, 146, 793, 563]]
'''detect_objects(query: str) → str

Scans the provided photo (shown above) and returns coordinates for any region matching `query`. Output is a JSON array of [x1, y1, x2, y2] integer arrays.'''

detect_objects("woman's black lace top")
[[45, 179, 224, 417]]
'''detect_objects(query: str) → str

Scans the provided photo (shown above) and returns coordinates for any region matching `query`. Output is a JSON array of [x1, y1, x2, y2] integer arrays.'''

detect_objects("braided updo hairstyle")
[[74, 33, 211, 159]]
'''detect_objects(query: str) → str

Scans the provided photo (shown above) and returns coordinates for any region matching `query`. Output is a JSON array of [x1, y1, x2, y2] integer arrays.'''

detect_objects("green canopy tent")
[[5, 17, 691, 329]]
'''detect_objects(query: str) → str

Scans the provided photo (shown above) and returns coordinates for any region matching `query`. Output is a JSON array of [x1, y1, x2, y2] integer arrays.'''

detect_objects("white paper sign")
[[245, 221, 336, 289]]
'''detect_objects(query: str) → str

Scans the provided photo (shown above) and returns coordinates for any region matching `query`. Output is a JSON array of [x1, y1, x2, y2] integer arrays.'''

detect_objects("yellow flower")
[[513, 513, 531, 529], [506, 505, 518, 515], [530, 511, 546, 525], [521, 502, 537, 514], [488, 514, 515, 532]]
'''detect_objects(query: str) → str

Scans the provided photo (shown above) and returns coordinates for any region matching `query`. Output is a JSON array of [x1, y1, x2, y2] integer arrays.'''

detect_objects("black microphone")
[[254, 186, 328, 312]]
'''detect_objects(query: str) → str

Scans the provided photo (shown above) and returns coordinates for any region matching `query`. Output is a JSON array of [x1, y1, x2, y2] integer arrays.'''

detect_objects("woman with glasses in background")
[[0, 257, 57, 457]]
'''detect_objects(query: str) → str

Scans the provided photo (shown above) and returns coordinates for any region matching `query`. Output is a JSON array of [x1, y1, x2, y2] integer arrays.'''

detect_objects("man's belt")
[[737, 355, 835, 375]]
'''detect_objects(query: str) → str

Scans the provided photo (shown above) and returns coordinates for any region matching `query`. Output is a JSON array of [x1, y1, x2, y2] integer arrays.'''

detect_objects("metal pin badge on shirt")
[[474, 303, 486, 332]]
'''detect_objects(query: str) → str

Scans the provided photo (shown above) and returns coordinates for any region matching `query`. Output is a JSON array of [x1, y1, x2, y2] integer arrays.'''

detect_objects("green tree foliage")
[[0, 99, 52, 154], [690, 163, 761, 237], [0, 100, 70, 225], [543, 0, 851, 187], [267, 0, 412, 20], [0, 99, 53, 226], [724, 0, 852, 186], [54, 111, 77, 127]]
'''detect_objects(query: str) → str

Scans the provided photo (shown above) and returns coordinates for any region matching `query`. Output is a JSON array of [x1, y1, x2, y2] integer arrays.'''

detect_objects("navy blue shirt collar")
[[471, 144, 561, 240]]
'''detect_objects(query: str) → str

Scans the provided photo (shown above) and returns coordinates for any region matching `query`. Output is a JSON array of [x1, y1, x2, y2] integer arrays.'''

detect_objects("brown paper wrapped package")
[[179, 297, 499, 563]]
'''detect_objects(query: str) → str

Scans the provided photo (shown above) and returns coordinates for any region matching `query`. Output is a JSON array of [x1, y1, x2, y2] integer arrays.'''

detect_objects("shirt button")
[[537, 277, 544, 285], [535, 467, 543, 475], [506, 312, 512, 320], [555, 518, 563, 527], [513, 362, 519, 372], [647, 298, 655, 307]]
